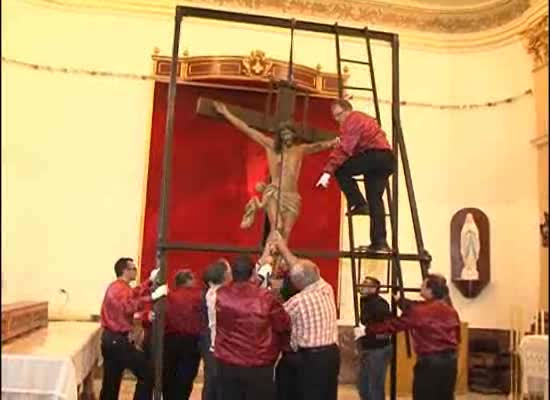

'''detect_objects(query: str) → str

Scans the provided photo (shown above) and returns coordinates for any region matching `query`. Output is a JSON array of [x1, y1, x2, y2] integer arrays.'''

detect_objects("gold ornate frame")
[[152, 49, 349, 98]]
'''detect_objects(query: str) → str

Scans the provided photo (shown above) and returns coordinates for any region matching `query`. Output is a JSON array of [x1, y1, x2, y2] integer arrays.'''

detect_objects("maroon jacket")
[[100, 279, 152, 333], [323, 111, 391, 175], [214, 281, 290, 367], [165, 286, 203, 336], [366, 299, 460, 356]]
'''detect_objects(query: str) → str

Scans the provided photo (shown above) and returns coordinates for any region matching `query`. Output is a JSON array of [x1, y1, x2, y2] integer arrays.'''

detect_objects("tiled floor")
[[94, 379, 508, 399]]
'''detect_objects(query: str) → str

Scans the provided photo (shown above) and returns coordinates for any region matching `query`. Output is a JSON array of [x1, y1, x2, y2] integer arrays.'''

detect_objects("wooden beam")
[[196, 96, 337, 142]]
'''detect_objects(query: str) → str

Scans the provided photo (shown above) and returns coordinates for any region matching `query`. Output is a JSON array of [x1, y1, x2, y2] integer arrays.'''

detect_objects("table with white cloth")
[[519, 334, 548, 400], [2, 321, 102, 400]]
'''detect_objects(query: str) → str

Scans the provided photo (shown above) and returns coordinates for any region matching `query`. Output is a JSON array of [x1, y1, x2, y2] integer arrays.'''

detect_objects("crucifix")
[[196, 79, 339, 246]]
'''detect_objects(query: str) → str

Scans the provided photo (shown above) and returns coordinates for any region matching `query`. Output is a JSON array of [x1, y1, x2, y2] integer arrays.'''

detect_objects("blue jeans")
[[358, 345, 392, 400]]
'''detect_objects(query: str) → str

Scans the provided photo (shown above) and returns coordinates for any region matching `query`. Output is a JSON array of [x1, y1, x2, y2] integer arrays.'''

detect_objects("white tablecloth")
[[519, 334, 548, 400], [1, 322, 102, 400]]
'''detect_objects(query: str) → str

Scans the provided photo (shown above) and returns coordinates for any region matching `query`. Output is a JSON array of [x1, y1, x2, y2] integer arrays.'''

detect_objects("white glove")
[[316, 172, 331, 188], [256, 263, 273, 288], [149, 268, 160, 282], [151, 284, 168, 301], [353, 324, 366, 341]]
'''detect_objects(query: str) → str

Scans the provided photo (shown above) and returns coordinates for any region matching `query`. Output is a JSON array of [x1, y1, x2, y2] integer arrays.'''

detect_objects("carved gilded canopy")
[[152, 49, 348, 97]]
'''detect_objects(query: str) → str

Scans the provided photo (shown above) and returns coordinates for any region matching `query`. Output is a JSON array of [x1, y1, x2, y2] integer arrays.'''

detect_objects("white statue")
[[460, 212, 480, 280]]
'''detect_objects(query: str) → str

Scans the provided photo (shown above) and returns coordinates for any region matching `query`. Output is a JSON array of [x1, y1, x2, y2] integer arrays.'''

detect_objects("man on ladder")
[[316, 98, 394, 254]]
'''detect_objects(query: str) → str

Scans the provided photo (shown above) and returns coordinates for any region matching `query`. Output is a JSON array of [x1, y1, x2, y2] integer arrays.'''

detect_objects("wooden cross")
[[196, 80, 337, 142]]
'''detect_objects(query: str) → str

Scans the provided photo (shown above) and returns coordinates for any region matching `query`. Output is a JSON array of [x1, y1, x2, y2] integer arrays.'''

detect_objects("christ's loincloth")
[[240, 182, 302, 229]]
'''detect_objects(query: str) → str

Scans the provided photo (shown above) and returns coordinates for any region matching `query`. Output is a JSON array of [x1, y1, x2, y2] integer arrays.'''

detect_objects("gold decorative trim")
[[27, 0, 530, 34], [152, 50, 349, 97], [18, 0, 548, 51], [520, 15, 549, 68]]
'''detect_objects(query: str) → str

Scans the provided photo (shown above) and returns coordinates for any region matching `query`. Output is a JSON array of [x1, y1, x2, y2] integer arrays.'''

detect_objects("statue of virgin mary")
[[460, 212, 480, 280]]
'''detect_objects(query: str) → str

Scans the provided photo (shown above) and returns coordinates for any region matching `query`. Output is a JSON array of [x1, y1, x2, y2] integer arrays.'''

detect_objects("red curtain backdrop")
[[141, 82, 342, 298]]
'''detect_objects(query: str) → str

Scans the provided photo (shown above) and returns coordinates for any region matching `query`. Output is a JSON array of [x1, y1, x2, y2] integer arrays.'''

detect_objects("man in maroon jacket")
[[214, 255, 291, 400], [316, 99, 395, 253], [365, 274, 461, 400], [99, 257, 167, 400], [163, 269, 203, 400]]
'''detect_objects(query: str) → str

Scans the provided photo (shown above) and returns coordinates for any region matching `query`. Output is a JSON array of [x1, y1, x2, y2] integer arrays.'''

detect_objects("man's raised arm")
[[269, 231, 300, 268], [213, 101, 273, 149]]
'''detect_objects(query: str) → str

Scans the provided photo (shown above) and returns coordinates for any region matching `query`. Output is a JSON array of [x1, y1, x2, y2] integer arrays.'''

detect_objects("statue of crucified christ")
[[213, 101, 339, 241]]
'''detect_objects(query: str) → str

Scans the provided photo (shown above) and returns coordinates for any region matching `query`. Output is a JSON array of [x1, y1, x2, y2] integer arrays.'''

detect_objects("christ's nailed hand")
[[213, 101, 228, 115]]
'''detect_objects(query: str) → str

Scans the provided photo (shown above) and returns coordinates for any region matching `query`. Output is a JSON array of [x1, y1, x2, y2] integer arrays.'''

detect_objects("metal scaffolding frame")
[[151, 6, 431, 400]]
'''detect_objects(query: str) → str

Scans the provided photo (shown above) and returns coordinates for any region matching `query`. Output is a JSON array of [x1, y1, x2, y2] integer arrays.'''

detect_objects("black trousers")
[[276, 352, 303, 400], [298, 344, 340, 400], [199, 336, 221, 400], [413, 351, 457, 400], [99, 330, 152, 400], [163, 333, 201, 400], [217, 360, 276, 400], [334, 149, 394, 245]]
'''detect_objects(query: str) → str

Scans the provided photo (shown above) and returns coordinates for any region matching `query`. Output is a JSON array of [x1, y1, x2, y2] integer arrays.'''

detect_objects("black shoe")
[[365, 242, 392, 254], [346, 204, 369, 216]]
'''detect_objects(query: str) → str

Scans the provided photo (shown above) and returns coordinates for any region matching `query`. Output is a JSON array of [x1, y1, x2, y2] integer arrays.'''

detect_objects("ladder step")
[[347, 213, 392, 218], [343, 85, 374, 92], [357, 284, 421, 293], [340, 58, 370, 66]]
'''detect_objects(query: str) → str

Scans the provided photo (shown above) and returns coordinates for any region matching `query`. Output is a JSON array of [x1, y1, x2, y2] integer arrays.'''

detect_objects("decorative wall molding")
[[28, 0, 530, 33], [23, 0, 547, 51], [2, 55, 534, 108], [520, 14, 549, 68], [530, 133, 549, 147]]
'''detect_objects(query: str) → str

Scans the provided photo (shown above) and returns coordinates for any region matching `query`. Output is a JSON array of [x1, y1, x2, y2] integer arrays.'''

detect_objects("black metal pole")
[[152, 7, 183, 400], [364, 27, 382, 126], [287, 18, 296, 82], [334, 23, 344, 99], [178, 5, 395, 43], [158, 241, 432, 262], [396, 122, 430, 277], [389, 34, 401, 400]]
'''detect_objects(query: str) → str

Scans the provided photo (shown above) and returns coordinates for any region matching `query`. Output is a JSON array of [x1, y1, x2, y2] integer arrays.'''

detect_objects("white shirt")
[[206, 284, 222, 351]]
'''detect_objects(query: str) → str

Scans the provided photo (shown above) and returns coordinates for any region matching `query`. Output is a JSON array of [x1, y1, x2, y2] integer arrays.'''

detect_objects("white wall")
[[1, 0, 539, 329]]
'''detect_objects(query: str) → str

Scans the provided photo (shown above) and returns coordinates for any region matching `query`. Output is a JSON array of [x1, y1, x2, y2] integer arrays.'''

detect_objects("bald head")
[[289, 259, 320, 291]]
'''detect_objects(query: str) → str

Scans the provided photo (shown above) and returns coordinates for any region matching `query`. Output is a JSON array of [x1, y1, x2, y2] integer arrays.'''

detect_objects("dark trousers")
[[299, 344, 340, 400], [163, 333, 201, 400], [358, 345, 392, 400], [276, 352, 303, 400], [413, 351, 457, 400], [334, 149, 394, 245], [217, 360, 276, 400], [199, 335, 221, 400], [99, 330, 152, 400]]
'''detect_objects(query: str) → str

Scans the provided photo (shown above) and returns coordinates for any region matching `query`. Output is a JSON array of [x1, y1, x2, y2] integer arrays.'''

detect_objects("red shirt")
[[214, 281, 291, 367], [323, 111, 391, 175], [100, 279, 152, 333], [165, 286, 203, 336], [366, 299, 460, 356]]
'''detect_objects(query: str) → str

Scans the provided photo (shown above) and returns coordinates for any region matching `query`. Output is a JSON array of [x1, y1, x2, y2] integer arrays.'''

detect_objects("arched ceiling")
[[24, 0, 535, 33]]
